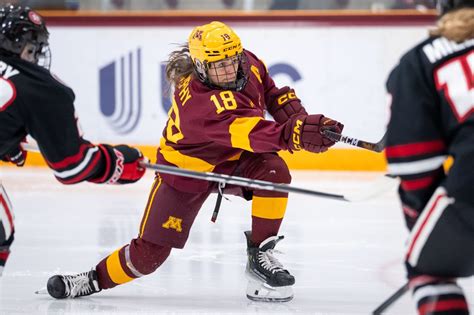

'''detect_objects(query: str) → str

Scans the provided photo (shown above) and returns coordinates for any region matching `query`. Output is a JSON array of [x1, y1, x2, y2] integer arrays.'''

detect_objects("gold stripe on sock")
[[252, 196, 288, 219], [106, 248, 134, 285]]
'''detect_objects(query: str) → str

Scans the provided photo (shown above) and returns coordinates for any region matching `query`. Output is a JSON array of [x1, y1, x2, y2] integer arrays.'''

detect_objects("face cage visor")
[[197, 53, 249, 91], [33, 42, 51, 69], [21, 30, 51, 69]]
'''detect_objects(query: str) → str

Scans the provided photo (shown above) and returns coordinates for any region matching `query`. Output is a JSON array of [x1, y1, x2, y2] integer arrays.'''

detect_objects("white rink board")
[[47, 25, 428, 145]]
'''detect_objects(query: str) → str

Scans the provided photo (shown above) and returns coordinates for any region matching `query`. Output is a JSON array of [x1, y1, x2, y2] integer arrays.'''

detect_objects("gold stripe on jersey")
[[139, 176, 162, 237], [227, 151, 243, 161], [252, 196, 288, 219], [159, 137, 215, 172], [106, 248, 134, 285], [229, 117, 263, 152], [251, 65, 262, 84]]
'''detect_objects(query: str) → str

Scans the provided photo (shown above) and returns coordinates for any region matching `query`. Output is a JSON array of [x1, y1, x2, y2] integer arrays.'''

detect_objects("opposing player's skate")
[[47, 270, 101, 299], [244, 231, 295, 302]]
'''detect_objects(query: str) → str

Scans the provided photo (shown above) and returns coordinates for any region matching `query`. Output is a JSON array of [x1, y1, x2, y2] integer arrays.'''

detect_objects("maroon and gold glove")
[[284, 114, 344, 153], [0, 146, 27, 167], [92, 144, 147, 184], [267, 88, 308, 124]]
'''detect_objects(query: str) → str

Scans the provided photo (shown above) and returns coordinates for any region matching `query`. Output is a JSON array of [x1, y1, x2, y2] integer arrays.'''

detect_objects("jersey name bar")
[[423, 37, 474, 64]]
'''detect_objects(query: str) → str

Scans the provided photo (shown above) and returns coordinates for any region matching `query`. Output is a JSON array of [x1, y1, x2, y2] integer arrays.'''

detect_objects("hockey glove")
[[0, 146, 27, 167], [267, 88, 308, 124], [93, 144, 147, 184], [285, 114, 344, 153]]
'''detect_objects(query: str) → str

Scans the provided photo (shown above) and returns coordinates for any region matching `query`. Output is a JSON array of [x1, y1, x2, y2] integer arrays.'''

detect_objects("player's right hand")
[[285, 114, 344, 153], [0, 146, 27, 167]]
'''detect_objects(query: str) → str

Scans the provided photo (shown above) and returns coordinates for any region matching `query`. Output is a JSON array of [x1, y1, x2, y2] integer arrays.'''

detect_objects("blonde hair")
[[165, 44, 195, 87], [430, 8, 474, 42]]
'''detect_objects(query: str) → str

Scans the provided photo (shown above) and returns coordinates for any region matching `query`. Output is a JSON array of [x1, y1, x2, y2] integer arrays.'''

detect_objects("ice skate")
[[47, 270, 101, 299], [244, 231, 294, 302]]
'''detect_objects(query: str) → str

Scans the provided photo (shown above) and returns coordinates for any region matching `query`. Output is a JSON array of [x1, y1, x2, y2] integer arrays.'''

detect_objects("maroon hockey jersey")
[[157, 50, 297, 192]]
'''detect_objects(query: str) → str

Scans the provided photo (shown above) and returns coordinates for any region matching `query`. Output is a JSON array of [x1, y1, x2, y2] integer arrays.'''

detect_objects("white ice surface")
[[0, 168, 472, 314]]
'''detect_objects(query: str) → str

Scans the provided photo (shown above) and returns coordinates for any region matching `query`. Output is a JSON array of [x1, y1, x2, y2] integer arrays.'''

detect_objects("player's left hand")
[[93, 144, 148, 184], [285, 114, 344, 153], [110, 145, 148, 184], [0, 146, 27, 167]]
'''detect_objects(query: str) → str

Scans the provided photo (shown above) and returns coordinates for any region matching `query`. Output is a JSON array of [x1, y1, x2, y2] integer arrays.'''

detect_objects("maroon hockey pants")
[[96, 152, 291, 289]]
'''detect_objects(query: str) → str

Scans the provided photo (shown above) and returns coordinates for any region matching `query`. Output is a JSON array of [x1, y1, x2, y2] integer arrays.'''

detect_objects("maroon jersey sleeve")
[[244, 51, 307, 124]]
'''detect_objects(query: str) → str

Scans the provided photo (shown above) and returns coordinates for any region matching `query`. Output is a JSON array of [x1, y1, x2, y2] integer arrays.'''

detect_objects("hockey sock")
[[250, 196, 287, 245], [96, 238, 171, 289], [411, 276, 469, 315]]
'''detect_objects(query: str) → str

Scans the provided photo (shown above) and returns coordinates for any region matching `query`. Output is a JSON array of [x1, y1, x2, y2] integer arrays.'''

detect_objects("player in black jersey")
[[385, 1, 474, 314], [0, 5, 146, 276]]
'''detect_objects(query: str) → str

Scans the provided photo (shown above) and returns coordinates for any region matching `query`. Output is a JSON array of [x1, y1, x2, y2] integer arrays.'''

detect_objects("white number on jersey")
[[435, 51, 474, 122], [0, 78, 16, 112]]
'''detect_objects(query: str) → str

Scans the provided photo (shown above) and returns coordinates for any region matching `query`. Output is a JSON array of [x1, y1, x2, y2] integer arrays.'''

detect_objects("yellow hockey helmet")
[[188, 21, 249, 91], [188, 21, 243, 64]]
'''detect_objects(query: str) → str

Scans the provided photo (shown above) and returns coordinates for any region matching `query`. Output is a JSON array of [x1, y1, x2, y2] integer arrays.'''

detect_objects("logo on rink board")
[[99, 48, 142, 134], [162, 216, 183, 232]]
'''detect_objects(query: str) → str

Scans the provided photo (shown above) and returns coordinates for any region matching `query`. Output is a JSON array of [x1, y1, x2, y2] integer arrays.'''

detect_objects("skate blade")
[[35, 287, 48, 295], [247, 294, 294, 303], [246, 277, 294, 303]]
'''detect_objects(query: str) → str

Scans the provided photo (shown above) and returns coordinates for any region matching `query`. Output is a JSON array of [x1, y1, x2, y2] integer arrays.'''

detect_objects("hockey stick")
[[372, 282, 409, 315], [322, 130, 387, 153], [20, 141, 397, 202], [142, 161, 397, 202]]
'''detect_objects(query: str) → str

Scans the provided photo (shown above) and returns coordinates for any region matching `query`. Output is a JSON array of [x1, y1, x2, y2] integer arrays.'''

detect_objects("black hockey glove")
[[1, 146, 27, 167], [91, 144, 147, 184]]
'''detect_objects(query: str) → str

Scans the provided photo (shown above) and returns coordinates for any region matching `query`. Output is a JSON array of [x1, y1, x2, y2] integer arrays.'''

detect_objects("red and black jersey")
[[385, 36, 474, 211], [0, 54, 108, 184], [157, 50, 303, 192]]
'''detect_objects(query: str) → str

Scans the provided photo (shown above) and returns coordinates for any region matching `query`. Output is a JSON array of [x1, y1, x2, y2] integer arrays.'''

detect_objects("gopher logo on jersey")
[[162, 216, 183, 232]]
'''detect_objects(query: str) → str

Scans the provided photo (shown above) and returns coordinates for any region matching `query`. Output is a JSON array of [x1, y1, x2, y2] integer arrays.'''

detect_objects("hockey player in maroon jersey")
[[46, 21, 344, 302], [0, 5, 146, 276], [385, 0, 474, 314]]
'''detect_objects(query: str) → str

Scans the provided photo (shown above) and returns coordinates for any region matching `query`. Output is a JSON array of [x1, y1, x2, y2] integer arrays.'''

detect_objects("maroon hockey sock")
[[251, 216, 283, 245], [96, 238, 171, 289]]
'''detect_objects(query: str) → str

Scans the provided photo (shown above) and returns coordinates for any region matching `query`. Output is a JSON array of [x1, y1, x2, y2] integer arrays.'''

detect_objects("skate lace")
[[258, 249, 285, 274], [63, 272, 94, 298]]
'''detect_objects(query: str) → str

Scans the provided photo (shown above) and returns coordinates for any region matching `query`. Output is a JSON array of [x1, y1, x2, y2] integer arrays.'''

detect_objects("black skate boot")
[[47, 270, 101, 299], [244, 231, 295, 302]]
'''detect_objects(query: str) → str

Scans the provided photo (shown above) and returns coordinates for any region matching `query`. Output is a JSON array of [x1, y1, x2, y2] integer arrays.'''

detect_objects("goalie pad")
[[0, 182, 14, 244], [246, 272, 294, 302]]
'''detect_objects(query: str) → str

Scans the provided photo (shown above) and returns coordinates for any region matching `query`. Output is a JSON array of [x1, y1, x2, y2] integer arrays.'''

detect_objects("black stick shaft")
[[323, 130, 386, 153], [372, 282, 409, 315]]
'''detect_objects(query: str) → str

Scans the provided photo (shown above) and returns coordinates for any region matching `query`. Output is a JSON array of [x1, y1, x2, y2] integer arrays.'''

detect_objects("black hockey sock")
[[411, 277, 469, 315]]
